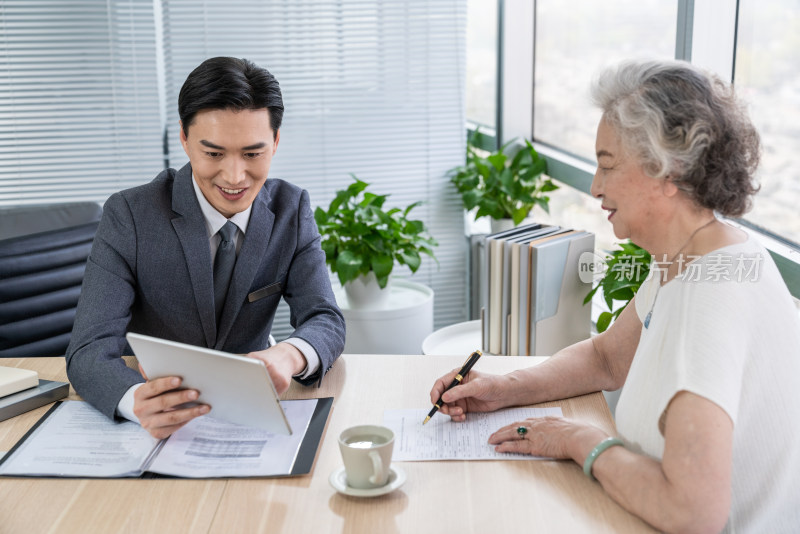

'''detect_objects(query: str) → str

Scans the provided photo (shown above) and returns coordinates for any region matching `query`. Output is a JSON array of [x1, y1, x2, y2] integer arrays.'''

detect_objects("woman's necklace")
[[643, 217, 717, 329]]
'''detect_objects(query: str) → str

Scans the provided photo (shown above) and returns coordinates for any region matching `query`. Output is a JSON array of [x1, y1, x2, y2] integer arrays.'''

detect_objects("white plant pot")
[[490, 218, 516, 233], [343, 272, 392, 309]]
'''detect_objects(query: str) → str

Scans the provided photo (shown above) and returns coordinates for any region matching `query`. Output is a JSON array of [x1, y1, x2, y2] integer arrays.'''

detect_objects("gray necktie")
[[213, 221, 238, 324]]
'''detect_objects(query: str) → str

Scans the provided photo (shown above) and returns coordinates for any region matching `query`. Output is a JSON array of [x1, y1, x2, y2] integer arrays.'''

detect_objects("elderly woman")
[[430, 59, 800, 533]]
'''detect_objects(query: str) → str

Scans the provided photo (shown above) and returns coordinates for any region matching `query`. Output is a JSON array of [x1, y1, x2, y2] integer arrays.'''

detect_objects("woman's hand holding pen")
[[429, 369, 510, 421]]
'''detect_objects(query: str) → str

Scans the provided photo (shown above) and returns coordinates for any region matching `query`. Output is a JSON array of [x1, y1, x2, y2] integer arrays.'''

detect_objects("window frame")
[[471, 0, 800, 299]]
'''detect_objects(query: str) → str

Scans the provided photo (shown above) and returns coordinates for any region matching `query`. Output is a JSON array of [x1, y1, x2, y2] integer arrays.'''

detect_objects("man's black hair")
[[178, 57, 283, 139]]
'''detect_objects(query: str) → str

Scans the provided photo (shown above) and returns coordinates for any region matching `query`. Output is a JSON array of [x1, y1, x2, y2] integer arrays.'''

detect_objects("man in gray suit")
[[66, 57, 346, 438]]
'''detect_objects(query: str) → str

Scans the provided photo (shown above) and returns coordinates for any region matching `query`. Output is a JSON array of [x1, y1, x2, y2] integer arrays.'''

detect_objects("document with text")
[[383, 406, 562, 461], [0, 398, 332, 478]]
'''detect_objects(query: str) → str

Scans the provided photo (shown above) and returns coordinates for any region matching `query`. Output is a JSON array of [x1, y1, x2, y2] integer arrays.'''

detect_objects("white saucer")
[[329, 465, 406, 497]]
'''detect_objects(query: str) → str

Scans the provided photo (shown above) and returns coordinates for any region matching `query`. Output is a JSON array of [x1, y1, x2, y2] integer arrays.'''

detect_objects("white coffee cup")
[[338, 424, 395, 489]]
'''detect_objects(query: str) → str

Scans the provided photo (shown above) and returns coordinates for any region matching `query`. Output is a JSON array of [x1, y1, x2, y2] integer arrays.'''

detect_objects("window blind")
[[161, 0, 469, 337], [0, 0, 163, 205]]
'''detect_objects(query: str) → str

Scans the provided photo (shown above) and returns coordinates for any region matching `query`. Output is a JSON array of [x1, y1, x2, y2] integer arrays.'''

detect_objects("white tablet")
[[126, 332, 291, 435]]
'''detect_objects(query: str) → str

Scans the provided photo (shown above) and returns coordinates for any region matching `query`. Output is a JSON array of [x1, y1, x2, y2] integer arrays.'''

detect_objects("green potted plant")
[[449, 133, 558, 232], [314, 176, 438, 308], [584, 241, 652, 332]]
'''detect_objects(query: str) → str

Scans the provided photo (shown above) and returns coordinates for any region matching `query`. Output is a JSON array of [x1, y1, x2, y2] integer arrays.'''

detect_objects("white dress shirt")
[[115, 175, 320, 423]]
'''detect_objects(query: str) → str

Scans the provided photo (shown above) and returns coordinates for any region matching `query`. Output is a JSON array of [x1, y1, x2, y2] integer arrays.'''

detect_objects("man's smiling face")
[[180, 108, 279, 218]]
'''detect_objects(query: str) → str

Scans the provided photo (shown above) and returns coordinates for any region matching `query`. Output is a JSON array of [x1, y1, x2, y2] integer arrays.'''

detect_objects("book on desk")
[[0, 365, 69, 423], [0, 398, 333, 479]]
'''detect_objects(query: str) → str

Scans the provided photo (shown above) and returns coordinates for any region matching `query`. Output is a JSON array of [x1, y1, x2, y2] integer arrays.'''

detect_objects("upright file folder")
[[479, 223, 594, 356], [505, 226, 560, 355], [528, 232, 595, 355], [484, 223, 545, 354], [501, 227, 554, 355]]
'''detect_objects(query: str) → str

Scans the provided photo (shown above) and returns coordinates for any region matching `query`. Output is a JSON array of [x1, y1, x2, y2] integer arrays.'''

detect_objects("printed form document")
[[383, 406, 562, 461], [0, 400, 318, 478]]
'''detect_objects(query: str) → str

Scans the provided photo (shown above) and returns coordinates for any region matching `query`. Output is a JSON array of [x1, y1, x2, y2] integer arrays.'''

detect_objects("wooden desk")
[[0, 356, 655, 533]]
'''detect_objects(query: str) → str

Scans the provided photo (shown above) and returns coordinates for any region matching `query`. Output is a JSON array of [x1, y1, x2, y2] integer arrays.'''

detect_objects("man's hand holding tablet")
[[246, 342, 307, 395], [133, 364, 210, 439], [127, 333, 292, 439]]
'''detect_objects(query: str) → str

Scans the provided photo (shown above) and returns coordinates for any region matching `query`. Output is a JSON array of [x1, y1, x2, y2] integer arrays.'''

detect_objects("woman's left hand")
[[488, 417, 607, 460]]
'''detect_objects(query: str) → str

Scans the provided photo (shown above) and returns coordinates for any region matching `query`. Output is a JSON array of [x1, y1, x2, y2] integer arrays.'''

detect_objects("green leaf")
[[361, 192, 388, 210], [461, 190, 482, 210], [328, 191, 347, 215], [403, 201, 422, 217], [530, 196, 549, 215], [474, 161, 491, 179], [486, 152, 507, 171], [583, 284, 599, 305], [511, 207, 530, 225], [320, 240, 337, 263], [529, 158, 547, 176], [453, 173, 480, 190], [375, 272, 390, 289], [419, 246, 437, 258], [314, 206, 328, 226], [608, 287, 635, 302], [362, 234, 384, 253], [602, 285, 614, 310], [499, 167, 514, 190], [596, 312, 613, 333], [347, 176, 369, 195], [398, 249, 421, 272], [405, 220, 424, 234], [510, 146, 527, 169], [361, 192, 379, 206], [474, 206, 492, 220], [477, 197, 499, 216], [371, 255, 394, 279], [335, 250, 364, 284], [540, 180, 559, 192]]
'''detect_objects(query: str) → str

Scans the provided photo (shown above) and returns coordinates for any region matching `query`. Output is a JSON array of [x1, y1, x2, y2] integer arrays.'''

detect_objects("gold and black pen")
[[423, 349, 483, 425]]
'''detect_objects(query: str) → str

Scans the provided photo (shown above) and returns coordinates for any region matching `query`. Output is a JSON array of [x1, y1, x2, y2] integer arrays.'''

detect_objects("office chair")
[[0, 203, 102, 358]]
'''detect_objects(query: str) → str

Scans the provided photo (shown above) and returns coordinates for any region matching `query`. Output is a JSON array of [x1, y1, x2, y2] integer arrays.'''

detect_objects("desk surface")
[[0, 355, 655, 534]]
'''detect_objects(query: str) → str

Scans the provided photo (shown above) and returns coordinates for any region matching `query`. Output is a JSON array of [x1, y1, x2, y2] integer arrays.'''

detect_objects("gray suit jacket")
[[66, 163, 346, 420]]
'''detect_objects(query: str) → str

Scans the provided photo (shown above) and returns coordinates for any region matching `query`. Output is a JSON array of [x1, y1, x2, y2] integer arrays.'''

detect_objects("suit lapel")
[[170, 164, 217, 348], [215, 186, 275, 349]]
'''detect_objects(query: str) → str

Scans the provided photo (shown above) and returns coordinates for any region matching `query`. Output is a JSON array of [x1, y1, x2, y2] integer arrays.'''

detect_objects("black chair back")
[[0, 207, 100, 358]]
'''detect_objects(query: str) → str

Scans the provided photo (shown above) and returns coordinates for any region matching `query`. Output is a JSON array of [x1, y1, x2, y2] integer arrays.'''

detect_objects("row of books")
[[477, 223, 595, 356]]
